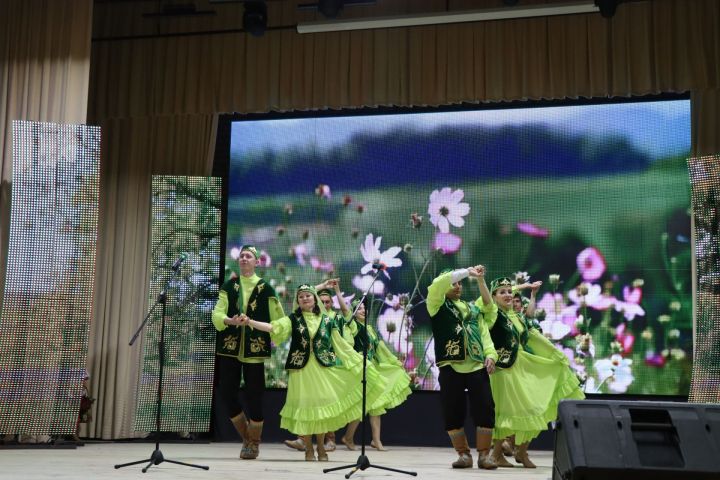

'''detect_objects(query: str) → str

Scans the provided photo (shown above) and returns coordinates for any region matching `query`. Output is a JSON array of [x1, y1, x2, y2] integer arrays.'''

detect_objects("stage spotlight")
[[595, 0, 619, 18], [318, 0, 344, 18], [243, 1, 267, 37]]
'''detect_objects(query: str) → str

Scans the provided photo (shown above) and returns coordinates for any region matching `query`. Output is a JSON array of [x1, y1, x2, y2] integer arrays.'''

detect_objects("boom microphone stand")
[[323, 264, 417, 478], [115, 255, 209, 473]]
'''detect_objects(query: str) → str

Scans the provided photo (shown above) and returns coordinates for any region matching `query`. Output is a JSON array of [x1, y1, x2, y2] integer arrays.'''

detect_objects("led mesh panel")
[[134, 176, 221, 432], [227, 100, 693, 395], [688, 155, 720, 403], [0, 121, 100, 434]]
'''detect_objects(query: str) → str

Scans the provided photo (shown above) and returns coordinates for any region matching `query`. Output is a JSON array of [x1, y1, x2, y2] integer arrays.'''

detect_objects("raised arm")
[[331, 279, 350, 317], [525, 281, 542, 318]]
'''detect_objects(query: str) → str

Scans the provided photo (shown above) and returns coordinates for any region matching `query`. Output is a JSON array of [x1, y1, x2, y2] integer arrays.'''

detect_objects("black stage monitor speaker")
[[553, 400, 720, 480]]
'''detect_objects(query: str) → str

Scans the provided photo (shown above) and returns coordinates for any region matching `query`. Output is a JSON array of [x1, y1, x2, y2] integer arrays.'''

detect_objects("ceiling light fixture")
[[297, 0, 599, 34]]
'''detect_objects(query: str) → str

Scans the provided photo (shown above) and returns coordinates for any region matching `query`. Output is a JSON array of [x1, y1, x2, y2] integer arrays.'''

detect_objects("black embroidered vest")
[[285, 312, 339, 370], [216, 278, 275, 359], [430, 299, 488, 363]]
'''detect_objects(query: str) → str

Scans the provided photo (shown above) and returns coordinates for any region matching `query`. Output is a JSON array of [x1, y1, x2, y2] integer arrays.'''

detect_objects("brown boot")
[[324, 431, 336, 452], [475, 427, 498, 470], [316, 433, 329, 461], [515, 442, 537, 468], [490, 439, 514, 467], [240, 420, 263, 459], [448, 428, 473, 468], [230, 412, 248, 443], [302, 435, 315, 461], [502, 435, 515, 456]]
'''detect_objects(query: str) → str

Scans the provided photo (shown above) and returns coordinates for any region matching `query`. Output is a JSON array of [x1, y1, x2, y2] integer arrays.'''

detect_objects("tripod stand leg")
[[368, 464, 418, 476], [114, 458, 152, 469], [142, 459, 156, 473], [164, 459, 210, 470], [323, 462, 360, 473]]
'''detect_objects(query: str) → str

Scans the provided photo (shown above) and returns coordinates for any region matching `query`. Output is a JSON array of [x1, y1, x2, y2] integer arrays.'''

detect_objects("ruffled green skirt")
[[490, 349, 584, 444], [280, 353, 387, 435], [367, 356, 412, 416]]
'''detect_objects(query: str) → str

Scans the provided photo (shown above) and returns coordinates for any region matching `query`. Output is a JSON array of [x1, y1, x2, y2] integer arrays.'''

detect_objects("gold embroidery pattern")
[[297, 324, 306, 334], [257, 283, 264, 294], [315, 339, 323, 349], [445, 339, 461, 357], [301, 338, 308, 349], [470, 343, 481, 357], [455, 324, 463, 335], [289, 350, 306, 367], [234, 283, 240, 291], [496, 347, 512, 365], [317, 350, 337, 365], [223, 335, 238, 352], [249, 337, 267, 353], [249, 299, 257, 312]]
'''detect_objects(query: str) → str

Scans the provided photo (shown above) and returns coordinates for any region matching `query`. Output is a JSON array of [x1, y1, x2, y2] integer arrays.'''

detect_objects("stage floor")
[[0, 442, 553, 479]]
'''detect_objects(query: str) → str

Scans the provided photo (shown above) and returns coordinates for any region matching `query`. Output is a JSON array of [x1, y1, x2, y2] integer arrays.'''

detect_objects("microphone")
[[372, 262, 387, 271], [171, 253, 188, 271]]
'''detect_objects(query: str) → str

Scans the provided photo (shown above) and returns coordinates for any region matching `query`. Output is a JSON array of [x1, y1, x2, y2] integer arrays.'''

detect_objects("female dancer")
[[340, 297, 412, 451], [240, 284, 386, 461], [475, 272, 584, 468]]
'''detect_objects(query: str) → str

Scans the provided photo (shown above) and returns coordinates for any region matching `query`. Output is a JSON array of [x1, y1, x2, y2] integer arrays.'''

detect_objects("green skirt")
[[367, 353, 412, 416], [280, 353, 387, 435], [490, 349, 584, 444]]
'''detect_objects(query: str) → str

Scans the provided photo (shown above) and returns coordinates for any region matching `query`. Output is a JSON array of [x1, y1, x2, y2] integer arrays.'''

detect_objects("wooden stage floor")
[[0, 442, 553, 479]]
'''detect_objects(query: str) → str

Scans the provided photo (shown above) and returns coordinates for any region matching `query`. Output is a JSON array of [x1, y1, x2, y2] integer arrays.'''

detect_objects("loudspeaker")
[[553, 400, 720, 480]]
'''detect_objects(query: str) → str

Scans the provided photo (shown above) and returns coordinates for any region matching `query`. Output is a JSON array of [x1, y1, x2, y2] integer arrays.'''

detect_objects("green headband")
[[240, 245, 259, 259], [490, 277, 513, 293], [317, 288, 333, 298]]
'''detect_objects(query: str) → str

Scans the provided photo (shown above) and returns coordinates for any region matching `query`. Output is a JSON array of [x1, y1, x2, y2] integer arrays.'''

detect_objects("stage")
[[0, 442, 553, 479]]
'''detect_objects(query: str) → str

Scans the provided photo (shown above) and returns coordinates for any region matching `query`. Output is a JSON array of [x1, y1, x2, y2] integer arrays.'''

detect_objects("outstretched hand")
[[485, 357, 496, 374], [529, 281, 542, 292]]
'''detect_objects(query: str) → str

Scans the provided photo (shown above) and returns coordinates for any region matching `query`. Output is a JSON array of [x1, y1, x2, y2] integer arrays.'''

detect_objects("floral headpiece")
[[240, 245, 259, 259], [490, 277, 513, 293]]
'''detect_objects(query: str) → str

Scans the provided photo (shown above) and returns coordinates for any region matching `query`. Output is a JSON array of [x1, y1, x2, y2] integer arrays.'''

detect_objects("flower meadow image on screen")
[[226, 100, 692, 395]]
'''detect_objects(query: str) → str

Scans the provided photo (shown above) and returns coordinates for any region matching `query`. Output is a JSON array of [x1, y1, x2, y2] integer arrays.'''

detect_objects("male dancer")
[[426, 266, 498, 469], [212, 245, 284, 459]]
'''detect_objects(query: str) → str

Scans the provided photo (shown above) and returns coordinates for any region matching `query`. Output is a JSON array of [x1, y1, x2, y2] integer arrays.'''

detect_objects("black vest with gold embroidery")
[[285, 312, 339, 370], [430, 299, 488, 364], [488, 308, 531, 368], [351, 319, 380, 363], [216, 278, 275, 359]]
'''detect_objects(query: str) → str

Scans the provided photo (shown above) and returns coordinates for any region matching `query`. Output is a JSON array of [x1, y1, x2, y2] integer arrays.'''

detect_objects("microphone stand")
[[323, 267, 417, 478], [115, 264, 209, 473]]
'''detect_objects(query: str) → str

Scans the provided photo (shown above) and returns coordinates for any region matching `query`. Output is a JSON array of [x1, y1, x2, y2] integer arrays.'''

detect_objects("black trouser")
[[216, 355, 266, 422], [438, 365, 495, 431]]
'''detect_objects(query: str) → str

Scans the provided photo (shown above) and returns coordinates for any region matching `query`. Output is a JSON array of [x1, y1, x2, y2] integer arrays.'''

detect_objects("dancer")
[[425, 266, 498, 470], [340, 297, 412, 451], [284, 279, 351, 453], [212, 245, 284, 459], [477, 275, 585, 468], [239, 284, 387, 462]]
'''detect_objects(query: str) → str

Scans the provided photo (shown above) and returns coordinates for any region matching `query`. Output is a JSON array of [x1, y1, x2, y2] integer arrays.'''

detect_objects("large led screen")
[[225, 99, 692, 395]]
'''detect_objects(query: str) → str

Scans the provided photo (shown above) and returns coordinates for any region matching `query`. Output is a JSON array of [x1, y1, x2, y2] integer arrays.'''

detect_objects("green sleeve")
[[269, 316, 292, 344], [427, 272, 453, 317], [269, 296, 285, 321], [212, 290, 229, 332], [476, 297, 498, 329], [479, 317, 498, 361]]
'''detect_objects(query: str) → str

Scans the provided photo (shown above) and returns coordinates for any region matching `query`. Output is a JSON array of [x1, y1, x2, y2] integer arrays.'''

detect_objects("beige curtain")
[[89, 0, 719, 119], [85, 114, 216, 439], [0, 0, 93, 314]]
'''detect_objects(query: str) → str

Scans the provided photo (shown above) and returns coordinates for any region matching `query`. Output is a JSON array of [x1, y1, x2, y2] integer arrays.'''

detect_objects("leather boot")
[[230, 412, 248, 443], [240, 420, 263, 459], [303, 435, 315, 461], [284, 436, 305, 451], [490, 439, 514, 467], [515, 442, 537, 468], [316, 433, 329, 461], [324, 431, 336, 452], [448, 428, 473, 468], [502, 435, 515, 456], [475, 428, 498, 470]]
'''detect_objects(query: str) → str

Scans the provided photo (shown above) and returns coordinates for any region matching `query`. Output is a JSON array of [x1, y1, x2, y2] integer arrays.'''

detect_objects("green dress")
[[270, 311, 388, 435], [349, 318, 412, 416], [482, 302, 585, 444]]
